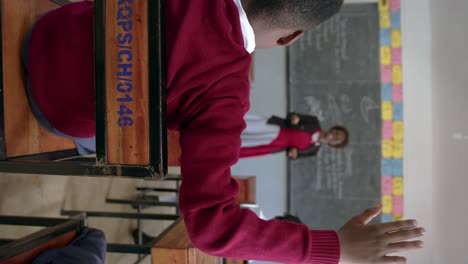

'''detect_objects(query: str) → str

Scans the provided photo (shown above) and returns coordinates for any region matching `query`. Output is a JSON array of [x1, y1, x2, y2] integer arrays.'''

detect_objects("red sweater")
[[28, 1, 340, 263]]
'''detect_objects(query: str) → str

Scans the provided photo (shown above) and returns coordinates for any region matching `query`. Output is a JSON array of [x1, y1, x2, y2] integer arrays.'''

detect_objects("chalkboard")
[[287, 4, 381, 230]]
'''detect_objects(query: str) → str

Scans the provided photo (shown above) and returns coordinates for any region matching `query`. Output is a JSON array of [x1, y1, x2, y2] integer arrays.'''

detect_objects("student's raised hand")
[[337, 205, 425, 264]]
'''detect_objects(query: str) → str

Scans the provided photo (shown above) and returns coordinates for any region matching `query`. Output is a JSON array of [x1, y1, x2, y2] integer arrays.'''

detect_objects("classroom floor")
[[0, 172, 177, 264]]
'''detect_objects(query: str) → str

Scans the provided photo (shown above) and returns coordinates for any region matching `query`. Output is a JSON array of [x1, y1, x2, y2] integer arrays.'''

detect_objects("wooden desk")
[[152, 218, 221, 264], [0, 0, 176, 178], [233, 176, 256, 204], [150, 174, 257, 264], [1, 0, 76, 159], [152, 218, 248, 264]]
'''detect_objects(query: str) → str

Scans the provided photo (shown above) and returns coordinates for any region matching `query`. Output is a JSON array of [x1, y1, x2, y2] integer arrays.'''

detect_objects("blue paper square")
[[391, 11, 401, 29], [393, 103, 403, 120], [382, 158, 393, 176], [393, 158, 403, 176], [382, 83, 393, 101], [381, 214, 393, 223], [380, 29, 391, 46]]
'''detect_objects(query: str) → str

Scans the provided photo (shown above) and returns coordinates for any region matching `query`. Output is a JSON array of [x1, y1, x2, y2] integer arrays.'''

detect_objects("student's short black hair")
[[274, 213, 303, 224], [245, 0, 344, 30], [329, 125, 349, 148]]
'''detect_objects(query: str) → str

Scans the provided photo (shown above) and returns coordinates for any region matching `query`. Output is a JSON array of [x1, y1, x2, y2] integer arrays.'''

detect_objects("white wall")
[[231, 48, 288, 219], [398, 1, 468, 263], [401, 0, 434, 263], [430, 0, 468, 263]]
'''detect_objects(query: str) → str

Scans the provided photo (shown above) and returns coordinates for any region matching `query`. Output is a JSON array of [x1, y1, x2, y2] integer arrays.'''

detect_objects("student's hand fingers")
[[384, 227, 425, 243], [384, 240, 424, 254], [378, 256, 407, 264], [374, 220, 418, 234], [350, 205, 382, 225]]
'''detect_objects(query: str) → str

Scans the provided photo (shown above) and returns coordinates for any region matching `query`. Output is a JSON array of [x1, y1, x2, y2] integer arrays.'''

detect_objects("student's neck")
[[241, 0, 265, 37], [241, 0, 258, 31], [241, 0, 284, 49]]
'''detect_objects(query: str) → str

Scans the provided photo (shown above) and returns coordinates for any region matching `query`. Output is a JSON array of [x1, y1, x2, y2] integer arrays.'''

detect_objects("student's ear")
[[277, 30, 304, 46]]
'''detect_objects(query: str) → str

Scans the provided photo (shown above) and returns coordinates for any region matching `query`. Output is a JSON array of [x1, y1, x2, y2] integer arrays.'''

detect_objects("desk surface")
[[151, 218, 222, 264], [1, 0, 181, 165], [1, 0, 76, 158]]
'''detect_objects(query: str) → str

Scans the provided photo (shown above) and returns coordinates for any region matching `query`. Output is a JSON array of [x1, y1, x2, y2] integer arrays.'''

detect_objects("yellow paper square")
[[391, 29, 402, 47], [393, 177, 404, 196], [393, 139, 403, 158], [380, 46, 391, 65], [382, 195, 393, 214], [379, 0, 389, 12], [393, 121, 404, 140], [382, 139, 393, 158], [380, 12, 391, 28], [382, 101, 393, 120], [393, 215, 403, 221], [392, 65, 402, 85]]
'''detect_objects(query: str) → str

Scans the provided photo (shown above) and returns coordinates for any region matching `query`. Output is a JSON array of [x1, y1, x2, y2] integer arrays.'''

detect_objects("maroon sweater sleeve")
[[178, 77, 340, 263]]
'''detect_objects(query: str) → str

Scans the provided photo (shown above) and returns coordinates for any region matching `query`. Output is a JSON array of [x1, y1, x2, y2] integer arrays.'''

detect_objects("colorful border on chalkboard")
[[379, 0, 403, 222]]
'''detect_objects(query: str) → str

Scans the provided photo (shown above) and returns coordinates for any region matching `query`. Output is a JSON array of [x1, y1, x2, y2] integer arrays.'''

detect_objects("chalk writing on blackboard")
[[288, 4, 381, 229], [361, 96, 380, 123], [305, 94, 380, 125], [314, 147, 354, 199], [304, 96, 326, 121]]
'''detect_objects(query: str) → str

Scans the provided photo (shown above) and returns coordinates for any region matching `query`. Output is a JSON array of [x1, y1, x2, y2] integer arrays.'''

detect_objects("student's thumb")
[[351, 205, 382, 225]]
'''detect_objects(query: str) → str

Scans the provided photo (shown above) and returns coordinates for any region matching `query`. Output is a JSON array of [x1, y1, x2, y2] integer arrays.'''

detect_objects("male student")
[[24, 0, 424, 263]]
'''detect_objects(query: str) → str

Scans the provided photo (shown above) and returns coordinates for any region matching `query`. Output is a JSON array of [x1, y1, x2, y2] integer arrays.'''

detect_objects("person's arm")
[[286, 113, 320, 132], [266, 115, 288, 127], [178, 78, 424, 263], [296, 145, 320, 158], [178, 77, 339, 263], [286, 146, 320, 160], [297, 113, 319, 124]]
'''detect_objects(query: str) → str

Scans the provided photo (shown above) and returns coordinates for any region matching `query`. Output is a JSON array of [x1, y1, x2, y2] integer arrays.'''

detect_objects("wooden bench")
[[0, 0, 182, 178]]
